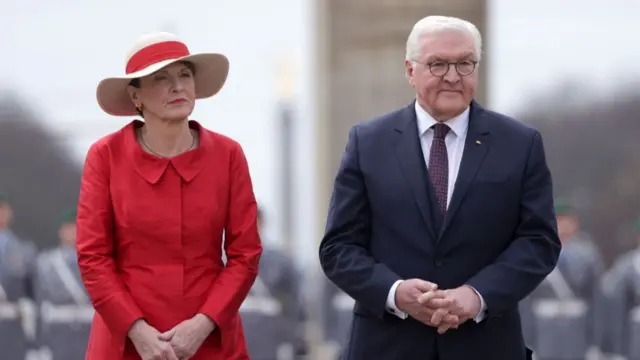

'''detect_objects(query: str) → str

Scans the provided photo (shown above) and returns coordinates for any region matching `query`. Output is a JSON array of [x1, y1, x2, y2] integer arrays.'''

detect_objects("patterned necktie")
[[429, 123, 450, 215]]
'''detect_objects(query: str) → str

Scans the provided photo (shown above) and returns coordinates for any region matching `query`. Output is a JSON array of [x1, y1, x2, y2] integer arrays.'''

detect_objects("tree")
[[519, 89, 640, 265], [0, 93, 82, 249]]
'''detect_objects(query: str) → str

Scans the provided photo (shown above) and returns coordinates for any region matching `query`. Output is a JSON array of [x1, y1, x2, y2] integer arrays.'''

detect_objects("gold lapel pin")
[[476, 140, 481, 145]]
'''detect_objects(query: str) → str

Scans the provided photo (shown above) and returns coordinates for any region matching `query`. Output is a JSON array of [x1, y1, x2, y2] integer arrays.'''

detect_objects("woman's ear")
[[126, 85, 139, 104]]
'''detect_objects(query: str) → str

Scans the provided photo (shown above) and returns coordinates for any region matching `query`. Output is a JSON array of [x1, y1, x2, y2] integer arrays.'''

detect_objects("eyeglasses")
[[414, 59, 478, 77]]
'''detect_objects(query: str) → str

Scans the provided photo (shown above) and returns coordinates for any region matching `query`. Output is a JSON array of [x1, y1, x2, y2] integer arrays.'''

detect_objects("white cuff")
[[468, 286, 487, 323], [386, 280, 408, 319]]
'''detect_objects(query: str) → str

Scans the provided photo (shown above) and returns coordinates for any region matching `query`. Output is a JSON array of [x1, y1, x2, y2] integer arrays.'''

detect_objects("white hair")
[[405, 16, 483, 63]]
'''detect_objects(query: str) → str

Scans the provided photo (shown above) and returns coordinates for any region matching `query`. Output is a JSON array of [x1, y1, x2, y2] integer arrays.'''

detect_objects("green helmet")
[[554, 198, 572, 216], [59, 208, 77, 225]]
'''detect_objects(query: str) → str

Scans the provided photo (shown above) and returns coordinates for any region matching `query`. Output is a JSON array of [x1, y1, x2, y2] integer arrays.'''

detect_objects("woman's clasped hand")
[[128, 314, 216, 360]]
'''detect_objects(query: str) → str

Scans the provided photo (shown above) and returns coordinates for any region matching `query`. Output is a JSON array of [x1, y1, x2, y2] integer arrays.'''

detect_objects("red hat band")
[[125, 41, 190, 75]]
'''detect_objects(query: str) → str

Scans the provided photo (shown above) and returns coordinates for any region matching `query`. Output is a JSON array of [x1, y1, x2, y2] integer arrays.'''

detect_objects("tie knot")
[[432, 123, 450, 139]]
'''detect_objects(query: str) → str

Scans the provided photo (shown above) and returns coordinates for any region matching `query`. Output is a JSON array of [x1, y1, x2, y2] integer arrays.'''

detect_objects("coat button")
[[434, 260, 443, 267]]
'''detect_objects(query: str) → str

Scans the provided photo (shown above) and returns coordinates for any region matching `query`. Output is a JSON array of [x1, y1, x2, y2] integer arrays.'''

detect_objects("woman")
[[76, 32, 262, 360]]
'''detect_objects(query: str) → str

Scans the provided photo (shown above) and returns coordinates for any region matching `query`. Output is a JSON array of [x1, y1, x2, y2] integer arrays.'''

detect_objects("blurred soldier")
[[240, 207, 307, 360], [33, 209, 93, 360], [322, 279, 354, 360], [0, 193, 38, 360], [604, 217, 640, 360], [522, 199, 604, 360]]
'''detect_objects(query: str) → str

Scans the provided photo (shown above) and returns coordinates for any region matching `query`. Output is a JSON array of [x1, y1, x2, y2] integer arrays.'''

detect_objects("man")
[[33, 209, 93, 360], [602, 217, 640, 360], [520, 200, 604, 359], [318, 16, 561, 360], [240, 207, 307, 360], [0, 193, 38, 360]]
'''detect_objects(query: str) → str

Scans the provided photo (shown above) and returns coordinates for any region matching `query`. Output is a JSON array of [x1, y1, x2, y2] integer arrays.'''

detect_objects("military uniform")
[[240, 247, 306, 360], [34, 246, 93, 360], [521, 201, 604, 360], [0, 193, 38, 360], [322, 279, 354, 360], [603, 218, 640, 360], [0, 228, 37, 360], [33, 209, 92, 360]]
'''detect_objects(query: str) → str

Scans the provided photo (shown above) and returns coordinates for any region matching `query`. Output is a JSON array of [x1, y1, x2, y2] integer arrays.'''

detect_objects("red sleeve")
[[199, 142, 262, 328], [76, 142, 144, 339]]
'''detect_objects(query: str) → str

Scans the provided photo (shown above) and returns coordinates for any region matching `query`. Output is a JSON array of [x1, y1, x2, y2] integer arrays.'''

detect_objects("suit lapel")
[[393, 103, 438, 241], [439, 101, 492, 238]]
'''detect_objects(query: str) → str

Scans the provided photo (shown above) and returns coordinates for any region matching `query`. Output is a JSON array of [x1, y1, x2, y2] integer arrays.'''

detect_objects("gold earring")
[[135, 103, 143, 112]]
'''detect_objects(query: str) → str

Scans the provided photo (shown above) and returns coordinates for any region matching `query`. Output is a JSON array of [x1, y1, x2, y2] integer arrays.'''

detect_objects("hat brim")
[[96, 53, 229, 116]]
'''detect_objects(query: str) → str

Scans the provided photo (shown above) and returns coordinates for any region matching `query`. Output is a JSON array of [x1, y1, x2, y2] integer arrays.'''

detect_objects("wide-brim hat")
[[96, 32, 229, 116]]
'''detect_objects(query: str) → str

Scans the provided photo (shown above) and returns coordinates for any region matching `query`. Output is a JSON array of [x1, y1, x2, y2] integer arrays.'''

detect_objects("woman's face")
[[127, 62, 196, 122]]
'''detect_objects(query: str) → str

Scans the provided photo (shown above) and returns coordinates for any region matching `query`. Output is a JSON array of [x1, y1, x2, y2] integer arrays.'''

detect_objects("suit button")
[[434, 260, 443, 267]]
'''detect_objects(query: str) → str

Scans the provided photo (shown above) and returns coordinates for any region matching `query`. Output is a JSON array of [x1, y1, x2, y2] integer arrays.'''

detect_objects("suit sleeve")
[[466, 131, 561, 317], [199, 142, 262, 329], [76, 143, 144, 339], [319, 126, 401, 319]]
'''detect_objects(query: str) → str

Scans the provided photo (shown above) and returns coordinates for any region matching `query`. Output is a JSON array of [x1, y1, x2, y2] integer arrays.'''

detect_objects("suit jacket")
[[318, 101, 561, 360], [76, 120, 262, 360]]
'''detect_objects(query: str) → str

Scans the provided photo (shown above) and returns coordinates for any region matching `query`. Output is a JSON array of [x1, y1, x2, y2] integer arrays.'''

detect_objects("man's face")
[[257, 214, 263, 233], [59, 223, 76, 246], [557, 215, 579, 242], [0, 203, 13, 229], [405, 29, 478, 121]]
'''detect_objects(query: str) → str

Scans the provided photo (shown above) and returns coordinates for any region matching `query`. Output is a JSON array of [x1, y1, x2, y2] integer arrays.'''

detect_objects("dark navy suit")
[[318, 101, 561, 360]]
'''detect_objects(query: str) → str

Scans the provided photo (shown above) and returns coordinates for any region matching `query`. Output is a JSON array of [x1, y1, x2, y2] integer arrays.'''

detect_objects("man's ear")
[[404, 60, 414, 77], [404, 60, 415, 86]]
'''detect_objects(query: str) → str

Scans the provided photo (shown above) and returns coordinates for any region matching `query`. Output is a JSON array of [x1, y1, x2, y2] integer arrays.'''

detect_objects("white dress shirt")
[[385, 101, 487, 322]]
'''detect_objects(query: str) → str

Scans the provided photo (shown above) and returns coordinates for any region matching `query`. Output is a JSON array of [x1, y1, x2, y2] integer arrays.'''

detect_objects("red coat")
[[76, 120, 262, 360]]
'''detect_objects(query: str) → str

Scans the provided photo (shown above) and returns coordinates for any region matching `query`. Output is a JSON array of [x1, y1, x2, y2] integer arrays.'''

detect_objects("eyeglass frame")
[[411, 59, 479, 77]]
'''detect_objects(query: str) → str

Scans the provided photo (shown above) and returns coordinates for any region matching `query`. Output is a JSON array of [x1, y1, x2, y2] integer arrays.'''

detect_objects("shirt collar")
[[415, 101, 470, 137], [126, 120, 210, 184]]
